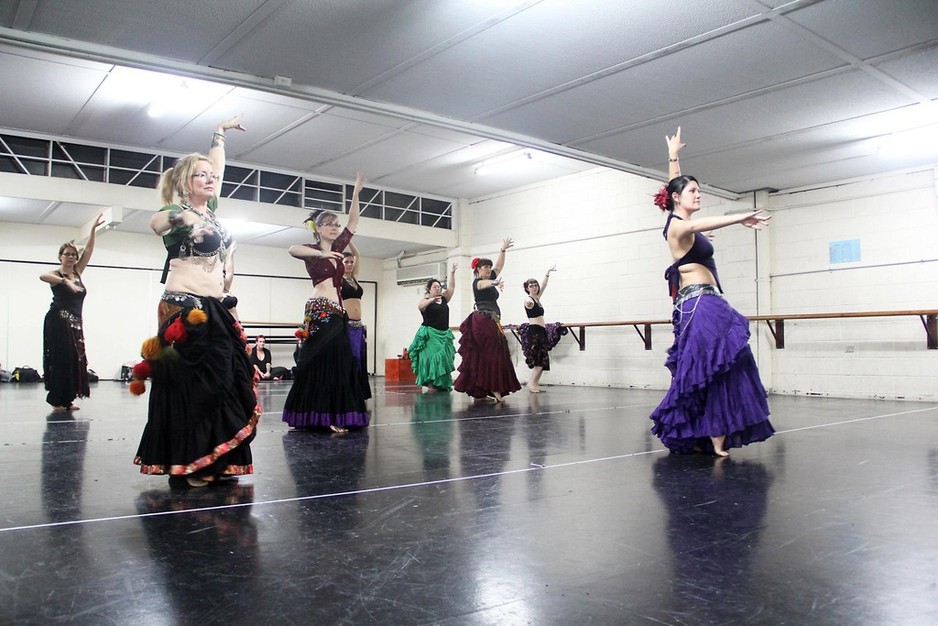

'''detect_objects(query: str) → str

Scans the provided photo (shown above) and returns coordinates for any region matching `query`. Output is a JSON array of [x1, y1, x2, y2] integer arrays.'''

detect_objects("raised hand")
[[666, 126, 685, 157], [219, 115, 246, 133]]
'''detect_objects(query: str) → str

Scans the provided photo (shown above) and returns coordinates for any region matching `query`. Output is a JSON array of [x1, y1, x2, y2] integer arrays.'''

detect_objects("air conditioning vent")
[[396, 262, 446, 286]]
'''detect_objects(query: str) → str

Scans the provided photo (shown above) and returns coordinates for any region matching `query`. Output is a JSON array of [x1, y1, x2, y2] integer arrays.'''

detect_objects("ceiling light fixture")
[[474, 149, 535, 176], [877, 123, 938, 157], [147, 80, 191, 118]]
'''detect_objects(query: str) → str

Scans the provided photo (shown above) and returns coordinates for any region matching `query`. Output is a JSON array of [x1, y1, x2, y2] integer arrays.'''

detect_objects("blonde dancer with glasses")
[[39, 213, 105, 412], [133, 115, 261, 489], [282, 171, 370, 433]]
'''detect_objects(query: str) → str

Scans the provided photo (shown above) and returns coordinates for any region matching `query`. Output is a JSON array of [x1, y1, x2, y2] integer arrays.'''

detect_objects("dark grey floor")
[[1, 379, 937, 625]]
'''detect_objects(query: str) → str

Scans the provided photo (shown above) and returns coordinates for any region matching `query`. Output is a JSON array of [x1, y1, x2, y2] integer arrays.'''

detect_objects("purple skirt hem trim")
[[283, 411, 370, 429]]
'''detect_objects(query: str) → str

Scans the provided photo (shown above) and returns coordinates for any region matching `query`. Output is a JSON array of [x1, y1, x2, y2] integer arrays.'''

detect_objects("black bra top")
[[525, 298, 544, 318], [341, 277, 364, 300], [160, 198, 232, 283], [662, 213, 722, 301]]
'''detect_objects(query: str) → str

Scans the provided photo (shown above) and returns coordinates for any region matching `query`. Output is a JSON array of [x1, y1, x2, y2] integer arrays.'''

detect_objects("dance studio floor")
[[1, 379, 936, 625]]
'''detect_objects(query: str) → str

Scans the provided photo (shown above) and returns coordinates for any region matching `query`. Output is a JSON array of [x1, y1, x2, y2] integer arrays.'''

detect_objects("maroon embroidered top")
[[302, 227, 354, 294]]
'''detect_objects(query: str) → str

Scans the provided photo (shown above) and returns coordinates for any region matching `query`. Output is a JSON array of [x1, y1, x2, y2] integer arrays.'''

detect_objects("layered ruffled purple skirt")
[[650, 289, 774, 453]]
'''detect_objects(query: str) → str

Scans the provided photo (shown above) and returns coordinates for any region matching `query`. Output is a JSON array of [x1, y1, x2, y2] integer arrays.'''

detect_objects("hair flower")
[[470, 257, 480, 270], [653, 186, 669, 211]]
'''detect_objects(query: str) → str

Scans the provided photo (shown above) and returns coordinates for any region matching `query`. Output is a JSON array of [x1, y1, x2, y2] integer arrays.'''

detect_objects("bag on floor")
[[88, 369, 100, 383], [0, 369, 11, 382], [12, 366, 42, 383]]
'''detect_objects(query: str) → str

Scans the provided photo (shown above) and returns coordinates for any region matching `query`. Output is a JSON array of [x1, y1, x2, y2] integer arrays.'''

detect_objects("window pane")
[[1, 135, 48, 158]]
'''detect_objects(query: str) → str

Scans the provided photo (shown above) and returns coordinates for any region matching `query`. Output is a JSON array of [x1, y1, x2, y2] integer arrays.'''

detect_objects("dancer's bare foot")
[[711, 435, 729, 457], [66, 405, 80, 411], [52, 406, 68, 413], [527, 383, 541, 393], [330, 425, 349, 434], [492, 392, 504, 403]]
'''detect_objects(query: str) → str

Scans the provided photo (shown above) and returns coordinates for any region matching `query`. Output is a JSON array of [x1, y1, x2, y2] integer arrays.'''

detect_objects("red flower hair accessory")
[[653, 186, 669, 211], [470, 257, 480, 270]]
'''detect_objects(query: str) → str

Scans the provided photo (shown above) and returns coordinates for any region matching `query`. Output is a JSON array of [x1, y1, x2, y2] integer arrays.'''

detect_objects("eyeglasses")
[[319, 222, 341, 228], [191, 172, 220, 182]]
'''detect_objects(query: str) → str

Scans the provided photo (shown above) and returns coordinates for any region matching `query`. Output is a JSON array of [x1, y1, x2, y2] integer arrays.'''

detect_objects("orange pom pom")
[[129, 379, 147, 395], [141, 336, 161, 360], [187, 309, 207, 325]]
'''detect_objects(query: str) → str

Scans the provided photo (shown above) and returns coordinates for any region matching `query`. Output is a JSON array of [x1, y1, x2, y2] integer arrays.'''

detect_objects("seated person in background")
[[250, 335, 273, 380]]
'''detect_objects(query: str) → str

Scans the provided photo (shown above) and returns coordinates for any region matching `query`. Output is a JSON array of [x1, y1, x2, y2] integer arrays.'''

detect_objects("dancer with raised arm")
[[454, 239, 522, 402], [40, 213, 105, 412], [649, 127, 775, 456], [133, 115, 260, 488], [520, 265, 558, 393], [283, 172, 369, 433], [409, 264, 458, 391]]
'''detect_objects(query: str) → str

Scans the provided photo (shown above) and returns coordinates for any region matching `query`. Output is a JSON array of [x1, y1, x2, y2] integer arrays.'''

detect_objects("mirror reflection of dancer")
[[39, 213, 105, 412], [649, 127, 775, 457], [133, 115, 261, 488], [341, 242, 371, 399], [408, 264, 458, 391], [283, 172, 369, 434], [454, 239, 522, 402], [521, 266, 557, 393]]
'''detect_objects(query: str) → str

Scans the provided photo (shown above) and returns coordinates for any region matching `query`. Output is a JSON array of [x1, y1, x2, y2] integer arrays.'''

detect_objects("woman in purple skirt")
[[649, 128, 775, 456], [282, 172, 369, 433]]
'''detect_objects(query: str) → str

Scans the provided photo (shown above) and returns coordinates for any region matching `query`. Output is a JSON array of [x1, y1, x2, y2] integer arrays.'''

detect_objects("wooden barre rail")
[[504, 309, 938, 351], [241, 311, 938, 351]]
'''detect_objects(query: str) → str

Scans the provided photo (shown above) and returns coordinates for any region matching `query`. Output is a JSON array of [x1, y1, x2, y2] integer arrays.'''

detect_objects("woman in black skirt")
[[39, 214, 104, 412], [282, 172, 369, 433], [132, 115, 260, 488]]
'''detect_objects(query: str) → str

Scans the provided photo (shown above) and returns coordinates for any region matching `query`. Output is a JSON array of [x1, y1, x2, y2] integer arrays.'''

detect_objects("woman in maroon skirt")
[[649, 128, 775, 456], [454, 238, 521, 402]]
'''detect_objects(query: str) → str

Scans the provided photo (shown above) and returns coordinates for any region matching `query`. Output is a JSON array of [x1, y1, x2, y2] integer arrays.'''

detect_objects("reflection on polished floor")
[[1, 380, 937, 624]]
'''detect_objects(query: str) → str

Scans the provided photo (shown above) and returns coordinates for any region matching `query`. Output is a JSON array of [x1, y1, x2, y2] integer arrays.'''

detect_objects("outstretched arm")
[[442, 263, 457, 301], [666, 126, 684, 180], [346, 171, 364, 234], [76, 213, 106, 274], [494, 238, 513, 274], [669, 211, 771, 240], [538, 265, 557, 298], [347, 241, 361, 279], [207, 115, 245, 196]]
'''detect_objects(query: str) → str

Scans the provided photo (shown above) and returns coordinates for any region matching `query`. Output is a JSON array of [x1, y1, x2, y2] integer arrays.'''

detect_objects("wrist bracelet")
[[167, 210, 182, 226], [213, 131, 226, 139], [669, 157, 679, 162]]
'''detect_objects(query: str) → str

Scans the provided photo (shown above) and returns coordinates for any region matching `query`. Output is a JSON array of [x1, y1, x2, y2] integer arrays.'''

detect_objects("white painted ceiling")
[[0, 0, 937, 256]]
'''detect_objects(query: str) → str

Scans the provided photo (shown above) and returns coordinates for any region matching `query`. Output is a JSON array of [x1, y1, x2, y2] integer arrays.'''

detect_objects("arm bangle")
[[668, 157, 679, 162], [213, 132, 226, 139], [167, 210, 182, 226]]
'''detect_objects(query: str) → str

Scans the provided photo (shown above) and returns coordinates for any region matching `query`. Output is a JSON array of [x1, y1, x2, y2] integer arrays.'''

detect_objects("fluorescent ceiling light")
[[474, 149, 536, 175], [877, 124, 938, 157]]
